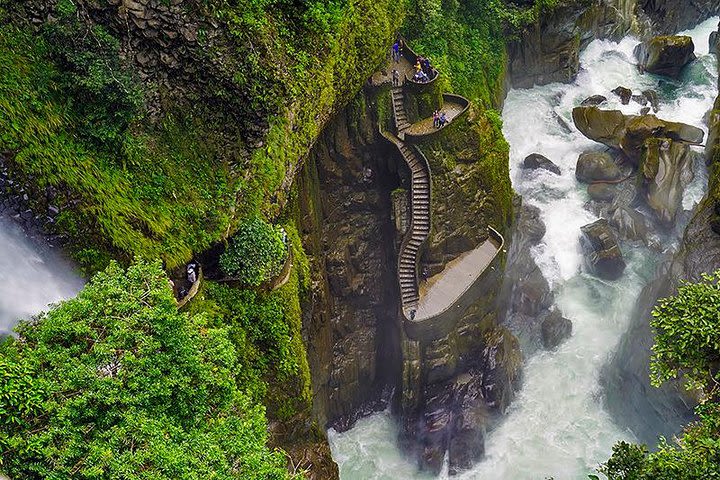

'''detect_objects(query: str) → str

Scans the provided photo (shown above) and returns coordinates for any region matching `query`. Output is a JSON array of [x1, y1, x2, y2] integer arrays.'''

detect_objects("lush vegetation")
[[405, 0, 558, 108], [0, 259, 297, 479], [0, 15, 234, 272], [599, 272, 720, 479], [220, 217, 288, 286], [0, 0, 405, 272]]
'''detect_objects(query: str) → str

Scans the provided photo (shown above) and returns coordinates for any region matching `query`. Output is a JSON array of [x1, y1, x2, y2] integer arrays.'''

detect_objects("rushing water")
[[329, 18, 719, 480], [0, 218, 83, 335]]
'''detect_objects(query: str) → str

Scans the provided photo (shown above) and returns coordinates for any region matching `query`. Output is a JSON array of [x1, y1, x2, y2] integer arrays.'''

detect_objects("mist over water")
[[329, 18, 719, 479], [0, 218, 83, 335]]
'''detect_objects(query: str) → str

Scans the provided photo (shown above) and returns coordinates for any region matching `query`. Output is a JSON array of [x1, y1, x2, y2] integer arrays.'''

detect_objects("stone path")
[[370, 55, 414, 87], [415, 236, 501, 321]]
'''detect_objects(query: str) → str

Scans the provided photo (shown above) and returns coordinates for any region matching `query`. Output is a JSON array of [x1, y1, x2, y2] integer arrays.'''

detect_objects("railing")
[[403, 93, 472, 142], [403, 227, 505, 341], [402, 41, 440, 87]]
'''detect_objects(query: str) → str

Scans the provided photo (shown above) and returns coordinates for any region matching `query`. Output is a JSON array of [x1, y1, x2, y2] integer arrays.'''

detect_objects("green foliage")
[[650, 271, 720, 397], [0, 22, 234, 271], [601, 273, 720, 479], [0, 259, 294, 479], [600, 403, 720, 479], [43, 5, 143, 151], [189, 224, 312, 419], [220, 217, 288, 286]]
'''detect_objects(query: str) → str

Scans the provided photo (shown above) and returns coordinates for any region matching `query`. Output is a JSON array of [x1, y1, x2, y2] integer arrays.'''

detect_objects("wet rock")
[[572, 106, 705, 164], [498, 201, 553, 353], [522, 153, 561, 175], [587, 183, 618, 202], [576, 151, 623, 183], [632, 94, 648, 106], [580, 219, 626, 280], [540, 310, 572, 349], [612, 86, 632, 105], [447, 374, 489, 475], [643, 89, 660, 112], [609, 206, 648, 243], [640, 106, 651, 116], [711, 31, 718, 55], [639, 138, 694, 227], [581, 94, 607, 107], [634, 36, 696, 79]]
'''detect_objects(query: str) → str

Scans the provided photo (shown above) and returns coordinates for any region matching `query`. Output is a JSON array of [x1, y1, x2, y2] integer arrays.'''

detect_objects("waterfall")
[[328, 17, 719, 480], [0, 217, 83, 335]]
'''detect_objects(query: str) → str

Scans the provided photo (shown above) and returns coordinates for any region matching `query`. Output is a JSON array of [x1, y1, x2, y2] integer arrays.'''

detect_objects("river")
[[328, 17, 719, 480]]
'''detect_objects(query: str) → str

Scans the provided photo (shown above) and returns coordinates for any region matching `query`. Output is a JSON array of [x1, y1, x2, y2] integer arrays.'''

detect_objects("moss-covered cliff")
[[0, 0, 406, 271]]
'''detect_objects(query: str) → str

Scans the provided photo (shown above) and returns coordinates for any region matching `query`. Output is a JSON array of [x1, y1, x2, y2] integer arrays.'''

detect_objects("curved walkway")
[[415, 228, 503, 321], [403, 94, 470, 140], [377, 41, 503, 336]]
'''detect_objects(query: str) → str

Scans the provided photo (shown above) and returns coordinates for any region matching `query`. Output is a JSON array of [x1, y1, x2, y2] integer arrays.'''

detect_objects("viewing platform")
[[403, 93, 470, 141]]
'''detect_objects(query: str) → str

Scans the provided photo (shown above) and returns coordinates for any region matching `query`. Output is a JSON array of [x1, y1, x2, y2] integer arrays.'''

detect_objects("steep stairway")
[[391, 86, 411, 139], [385, 86, 432, 317]]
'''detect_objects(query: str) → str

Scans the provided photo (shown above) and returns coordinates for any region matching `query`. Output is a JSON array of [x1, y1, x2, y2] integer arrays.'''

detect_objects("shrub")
[[0, 259, 294, 479], [220, 217, 288, 286]]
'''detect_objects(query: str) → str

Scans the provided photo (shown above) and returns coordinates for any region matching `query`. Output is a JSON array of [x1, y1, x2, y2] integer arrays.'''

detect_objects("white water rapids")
[[329, 18, 719, 479], [0, 219, 82, 335]]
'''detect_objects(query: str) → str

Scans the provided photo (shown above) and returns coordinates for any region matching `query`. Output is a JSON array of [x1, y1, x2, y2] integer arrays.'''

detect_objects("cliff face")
[[297, 96, 402, 431]]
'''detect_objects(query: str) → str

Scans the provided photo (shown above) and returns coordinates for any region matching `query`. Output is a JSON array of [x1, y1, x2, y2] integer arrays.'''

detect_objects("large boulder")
[[572, 106, 705, 164], [522, 153, 561, 175], [572, 107, 627, 149], [634, 36, 696, 79], [711, 31, 718, 55], [540, 310, 572, 349], [639, 138, 695, 227], [576, 151, 623, 183], [609, 206, 648, 243], [579, 219, 626, 280]]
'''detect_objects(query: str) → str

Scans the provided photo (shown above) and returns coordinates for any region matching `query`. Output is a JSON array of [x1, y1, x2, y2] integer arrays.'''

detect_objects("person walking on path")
[[392, 69, 400, 86], [392, 41, 400, 62], [432, 110, 439, 128], [439, 111, 447, 127]]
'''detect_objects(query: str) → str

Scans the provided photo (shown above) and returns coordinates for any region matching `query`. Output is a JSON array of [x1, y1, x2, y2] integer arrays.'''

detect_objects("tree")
[[220, 217, 288, 287], [0, 259, 293, 479], [650, 271, 720, 398], [600, 271, 720, 480]]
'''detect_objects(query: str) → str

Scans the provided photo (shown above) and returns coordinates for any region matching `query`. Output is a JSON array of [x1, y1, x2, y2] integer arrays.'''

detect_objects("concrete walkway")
[[413, 237, 500, 321], [370, 55, 414, 87], [403, 98, 466, 137]]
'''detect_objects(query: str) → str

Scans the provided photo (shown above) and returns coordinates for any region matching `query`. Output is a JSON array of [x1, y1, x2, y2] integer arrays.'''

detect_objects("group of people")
[[390, 38, 435, 84], [432, 110, 448, 128], [412, 55, 435, 83]]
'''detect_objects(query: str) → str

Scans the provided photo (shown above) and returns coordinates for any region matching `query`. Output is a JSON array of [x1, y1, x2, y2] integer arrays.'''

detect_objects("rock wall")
[[507, 0, 639, 88], [297, 76, 518, 474], [297, 93, 403, 431], [639, 0, 720, 33]]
